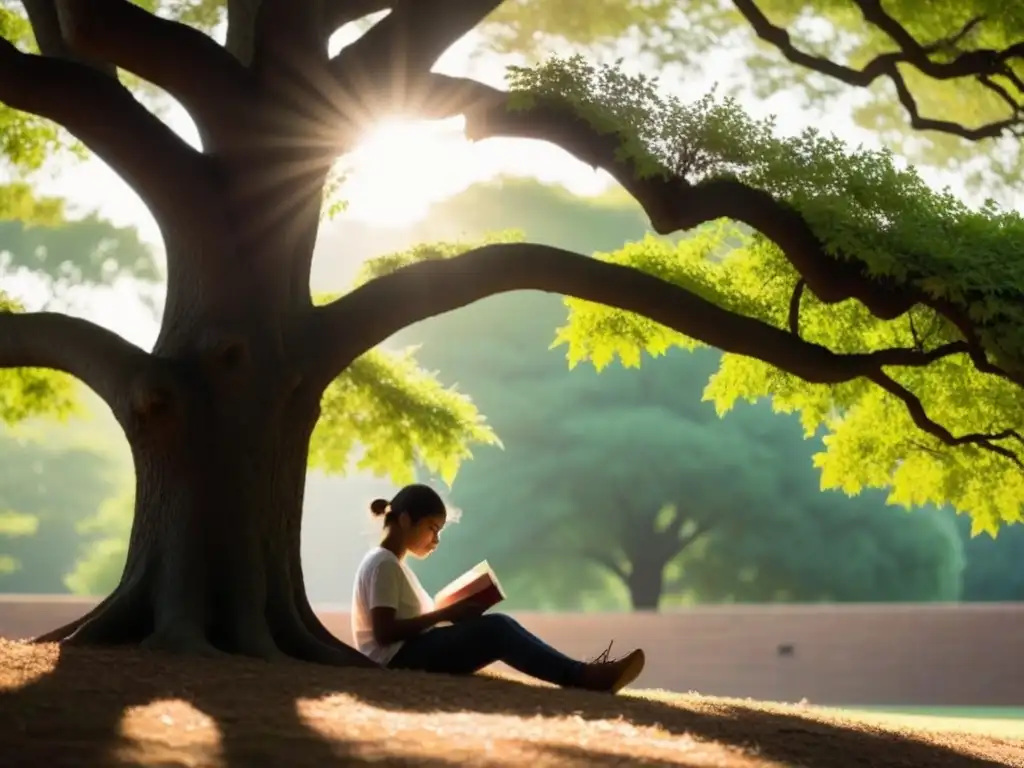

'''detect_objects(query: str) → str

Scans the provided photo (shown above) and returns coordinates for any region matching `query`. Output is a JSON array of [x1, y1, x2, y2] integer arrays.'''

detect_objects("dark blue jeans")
[[389, 613, 585, 687]]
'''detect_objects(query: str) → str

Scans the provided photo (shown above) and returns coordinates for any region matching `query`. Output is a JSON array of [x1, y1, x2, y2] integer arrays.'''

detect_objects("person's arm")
[[370, 604, 456, 646], [365, 559, 468, 645]]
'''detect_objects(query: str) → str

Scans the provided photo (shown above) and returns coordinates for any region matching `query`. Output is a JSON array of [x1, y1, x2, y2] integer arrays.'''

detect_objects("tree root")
[[32, 558, 375, 667], [141, 625, 228, 658], [270, 587, 381, 669], [31, 591, 117, 644], [294, 582, 362, 656]]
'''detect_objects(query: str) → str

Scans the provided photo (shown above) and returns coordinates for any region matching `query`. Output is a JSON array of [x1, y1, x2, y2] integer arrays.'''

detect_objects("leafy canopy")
[[310, 347, 498, 486], [488, 1, 1024, 189], [502, 56, 1024, 534], [308, 236, 529, 485]]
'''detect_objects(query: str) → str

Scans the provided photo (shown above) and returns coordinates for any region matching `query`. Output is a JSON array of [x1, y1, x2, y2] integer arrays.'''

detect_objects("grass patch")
[[0, 639, 1020, 766]]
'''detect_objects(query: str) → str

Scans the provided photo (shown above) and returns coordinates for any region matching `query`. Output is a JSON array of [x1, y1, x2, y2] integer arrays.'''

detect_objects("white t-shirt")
[[351, 547, 435, 665]]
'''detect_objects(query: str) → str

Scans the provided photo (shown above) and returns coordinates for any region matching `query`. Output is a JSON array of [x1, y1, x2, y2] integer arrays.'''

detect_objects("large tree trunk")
[[16, 0, 493, 668], [33, 215, 373, 666]]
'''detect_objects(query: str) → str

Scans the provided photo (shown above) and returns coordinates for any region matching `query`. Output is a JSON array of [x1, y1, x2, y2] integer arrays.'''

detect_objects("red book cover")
[[434, 560, 506, 612]]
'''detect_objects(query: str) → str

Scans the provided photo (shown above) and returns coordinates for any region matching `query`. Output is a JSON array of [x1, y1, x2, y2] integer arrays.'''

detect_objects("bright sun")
[[338, 119, 473, 228], [333, 117, 615, 230]]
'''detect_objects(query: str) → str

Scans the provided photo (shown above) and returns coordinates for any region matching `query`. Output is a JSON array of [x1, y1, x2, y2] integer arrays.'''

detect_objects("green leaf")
[[310, 347, 499, 486], [511, 57, 1024, 529]]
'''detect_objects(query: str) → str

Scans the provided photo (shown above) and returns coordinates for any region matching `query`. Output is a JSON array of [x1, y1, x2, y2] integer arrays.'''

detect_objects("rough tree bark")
[[1, 0, 1017, 662]]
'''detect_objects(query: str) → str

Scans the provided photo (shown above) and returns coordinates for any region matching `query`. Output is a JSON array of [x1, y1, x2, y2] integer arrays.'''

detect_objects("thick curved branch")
[[311, 243, 1024, 470], [426, 74, 919, 319], [329, 0, 502, 117], [0, 37, 216, 232], [732, 0, 1024, 140], [251, 0, 328, 84], [866, 370, 1024, 467], [55, 0, 252, 143], [307, 243, 972, 390], [22, 0, 113, 75], [0, 310, 154, 422], [420, 73, 1024, 389]]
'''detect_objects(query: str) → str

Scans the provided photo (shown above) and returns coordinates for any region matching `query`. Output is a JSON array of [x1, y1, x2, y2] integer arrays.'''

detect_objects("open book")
[[434, 560, 506, 613]]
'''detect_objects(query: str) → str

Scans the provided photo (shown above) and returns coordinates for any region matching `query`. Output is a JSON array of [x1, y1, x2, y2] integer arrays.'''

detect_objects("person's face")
[[402, 512, 446, 558]]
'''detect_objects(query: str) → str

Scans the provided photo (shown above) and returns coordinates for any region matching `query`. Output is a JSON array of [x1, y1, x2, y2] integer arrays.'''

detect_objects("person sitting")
[[350, 483, 646, 693]]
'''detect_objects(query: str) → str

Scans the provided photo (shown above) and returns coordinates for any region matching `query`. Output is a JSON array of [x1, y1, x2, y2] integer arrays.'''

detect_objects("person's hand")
[[441, 600, 488, 623]]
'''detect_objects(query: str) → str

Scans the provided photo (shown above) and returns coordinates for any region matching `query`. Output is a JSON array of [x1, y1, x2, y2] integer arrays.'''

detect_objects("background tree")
[[955, 516, 1024, 601], [0, 215, 160, 289], [0, 416, 126, 591], [411, 301, 966, 610]]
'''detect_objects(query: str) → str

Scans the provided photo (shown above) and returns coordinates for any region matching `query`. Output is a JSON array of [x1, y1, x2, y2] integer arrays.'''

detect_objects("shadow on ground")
[[0, 641, 1018, 768]]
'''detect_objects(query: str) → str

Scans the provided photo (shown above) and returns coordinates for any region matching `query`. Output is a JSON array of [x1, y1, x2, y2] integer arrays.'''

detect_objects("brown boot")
[[575, 645, 646, 694]]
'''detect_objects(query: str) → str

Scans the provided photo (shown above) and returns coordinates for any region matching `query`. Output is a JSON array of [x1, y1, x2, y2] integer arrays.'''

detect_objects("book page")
[[435, 561, 492, 603], [434, 561, 505, 611]]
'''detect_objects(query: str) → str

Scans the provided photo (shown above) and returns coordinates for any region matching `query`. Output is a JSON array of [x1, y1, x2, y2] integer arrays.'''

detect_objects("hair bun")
[[369, 498, 390, 517]]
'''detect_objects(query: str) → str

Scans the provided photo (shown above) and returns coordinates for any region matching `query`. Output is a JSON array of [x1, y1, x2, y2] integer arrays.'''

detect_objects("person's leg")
[[390, 613, 585, 686], [389, 618, 504, 676]]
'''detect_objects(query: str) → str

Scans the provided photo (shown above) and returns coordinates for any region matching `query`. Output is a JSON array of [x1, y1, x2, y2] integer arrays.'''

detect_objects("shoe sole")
[[610, 650, 645, 694]]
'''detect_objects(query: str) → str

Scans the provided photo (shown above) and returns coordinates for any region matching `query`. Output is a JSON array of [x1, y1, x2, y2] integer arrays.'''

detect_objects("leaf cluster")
[[510, 57, 1024, 532]]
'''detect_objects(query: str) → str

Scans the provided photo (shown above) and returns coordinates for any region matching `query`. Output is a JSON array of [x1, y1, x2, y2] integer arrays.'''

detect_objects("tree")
[[486, 2, 1024, 191], [954, 515, 1024, 601], [0, 214, 161, 288], [0, 2, 1016, 664], [671, 403, 967, 605], [411, 300, 965, 610]]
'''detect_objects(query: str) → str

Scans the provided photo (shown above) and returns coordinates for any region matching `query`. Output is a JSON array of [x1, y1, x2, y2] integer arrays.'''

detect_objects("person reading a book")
[[351, 483, 645, 694]]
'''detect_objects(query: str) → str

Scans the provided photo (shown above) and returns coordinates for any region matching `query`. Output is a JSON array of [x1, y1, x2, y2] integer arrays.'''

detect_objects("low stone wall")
[[2, 596, 1022, 706]]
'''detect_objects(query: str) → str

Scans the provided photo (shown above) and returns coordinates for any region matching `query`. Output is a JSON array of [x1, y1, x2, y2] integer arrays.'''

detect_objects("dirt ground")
[[0, 639, 1021, 767]]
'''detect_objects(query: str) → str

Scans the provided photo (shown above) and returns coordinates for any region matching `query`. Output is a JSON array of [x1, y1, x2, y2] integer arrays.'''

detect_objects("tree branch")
[[22, 0, 114, 75], [251, 0, 329, 83], [731, 0, 1024, 140], [866, 369, 1024, 468], [788, 278, 805, 336], [581, 548, 629, 583], [225, 0, 259, 64], [418, 73, 1024, 389], [664, 506, 714, 548], [307, 242, 975, 391], [682, 517, 713, 544], [425, 75, 920, 319], [0, 310, 155, 423], [328, 0, 502, 117], [55, 0, 253, 144], [0, 37, 217, 233]]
